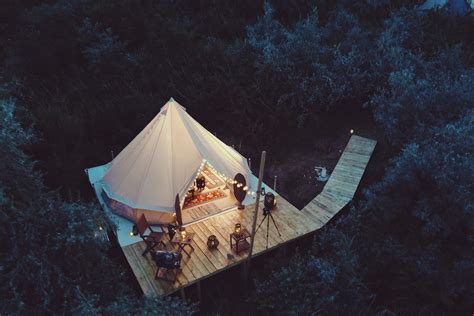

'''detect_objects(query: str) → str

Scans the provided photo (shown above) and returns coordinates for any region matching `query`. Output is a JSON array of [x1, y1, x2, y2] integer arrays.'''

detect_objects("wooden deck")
[[301, 135, 377, 221], [120, 135, 377, 297]]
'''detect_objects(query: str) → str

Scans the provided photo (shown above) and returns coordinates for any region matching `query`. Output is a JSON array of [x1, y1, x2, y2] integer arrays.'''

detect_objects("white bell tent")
[[86, 98, 252, 224]]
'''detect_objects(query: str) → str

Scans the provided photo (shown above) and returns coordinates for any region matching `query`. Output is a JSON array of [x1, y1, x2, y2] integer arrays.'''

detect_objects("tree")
[[358, 111, 474, 314], [370, 9, 474, 148], [250, 230, 374, 314], [0, 100, 196, 315], [244, 2, 372, 126]]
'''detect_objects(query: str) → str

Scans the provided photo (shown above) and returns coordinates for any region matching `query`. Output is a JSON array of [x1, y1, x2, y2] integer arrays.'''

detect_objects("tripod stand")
[[255, 207, 282, 249]]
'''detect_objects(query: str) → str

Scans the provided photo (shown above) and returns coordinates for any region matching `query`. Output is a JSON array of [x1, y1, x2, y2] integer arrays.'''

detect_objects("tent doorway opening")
[[181, 164, 237, 224]]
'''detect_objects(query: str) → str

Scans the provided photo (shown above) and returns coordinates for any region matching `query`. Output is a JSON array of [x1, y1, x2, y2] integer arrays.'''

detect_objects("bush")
[[357, 111, 474, 314], [370, 9, 474, 147], [0, 100, 196, 315], [251, 231, 374, 314]]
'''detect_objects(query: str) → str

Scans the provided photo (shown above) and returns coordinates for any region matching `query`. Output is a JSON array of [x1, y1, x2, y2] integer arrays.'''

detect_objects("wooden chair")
[[137, 214, 166, 256], [152, 250, 182, 282]]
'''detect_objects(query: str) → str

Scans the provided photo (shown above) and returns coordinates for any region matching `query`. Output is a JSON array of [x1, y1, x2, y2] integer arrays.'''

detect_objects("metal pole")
[[246, 151, 266, 274], [110, 150, 115, 160], [248, 158, 251, 170], [273, 175, 277, 191]]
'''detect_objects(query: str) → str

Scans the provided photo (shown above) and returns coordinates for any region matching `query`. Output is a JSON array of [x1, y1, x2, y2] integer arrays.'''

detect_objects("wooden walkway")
[[301, 135, 377, 222], [120, 135, 376, 297]]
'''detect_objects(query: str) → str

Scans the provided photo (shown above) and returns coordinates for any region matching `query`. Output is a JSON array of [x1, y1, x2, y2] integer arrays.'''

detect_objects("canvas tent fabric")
[[87, 98, 252, 224]]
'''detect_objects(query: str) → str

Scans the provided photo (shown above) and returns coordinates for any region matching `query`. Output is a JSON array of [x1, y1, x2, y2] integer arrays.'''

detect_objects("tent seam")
[[134, 108, 167, 204]]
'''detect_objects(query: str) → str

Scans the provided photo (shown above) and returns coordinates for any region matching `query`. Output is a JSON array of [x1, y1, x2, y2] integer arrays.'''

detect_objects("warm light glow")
[[350, 129, 354, 134], [243, 186, 248, 191], [181, 230, 187, 239], [199, 161, 234, 189], [129, 231, 134, 236], [98, 226, 103, 231], [234, 223, 242, 235]]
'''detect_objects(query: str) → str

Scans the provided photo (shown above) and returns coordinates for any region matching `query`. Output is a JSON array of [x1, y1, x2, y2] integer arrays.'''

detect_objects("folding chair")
[[152, 250, 182, 282], [137, 214, 166, 256]]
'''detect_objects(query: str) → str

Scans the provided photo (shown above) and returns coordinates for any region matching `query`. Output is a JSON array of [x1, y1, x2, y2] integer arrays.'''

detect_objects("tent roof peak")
[[163, 97, 186, 112]]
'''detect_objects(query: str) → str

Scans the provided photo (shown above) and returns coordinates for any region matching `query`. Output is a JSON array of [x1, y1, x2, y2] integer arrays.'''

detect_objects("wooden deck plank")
[[186, 225, 226, 270], [218, 210, 267, 251], [194, 221, 230, 262], [118, 135, 376, 297], [206, 214, 253, 261]]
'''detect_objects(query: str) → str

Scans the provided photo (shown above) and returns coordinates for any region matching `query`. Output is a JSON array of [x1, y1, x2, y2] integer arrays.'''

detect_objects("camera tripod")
[[255, 207, 282, 249]]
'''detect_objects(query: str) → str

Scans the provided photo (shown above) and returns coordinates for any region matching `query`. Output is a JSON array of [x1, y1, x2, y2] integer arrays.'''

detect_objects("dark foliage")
[[0, 100, 195, 314], [251, 232, 374, 314], [358, 112, 474, 314], [247, 1, 473, 315], [1, 0, 473, 314]]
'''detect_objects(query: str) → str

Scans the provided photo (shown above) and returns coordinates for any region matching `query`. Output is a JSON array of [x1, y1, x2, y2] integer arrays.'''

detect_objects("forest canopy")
[[1, 0, 473, 314]]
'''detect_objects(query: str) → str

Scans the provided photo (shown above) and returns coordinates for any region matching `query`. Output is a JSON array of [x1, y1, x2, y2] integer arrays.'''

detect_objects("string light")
[[185, 159, 255, 199]]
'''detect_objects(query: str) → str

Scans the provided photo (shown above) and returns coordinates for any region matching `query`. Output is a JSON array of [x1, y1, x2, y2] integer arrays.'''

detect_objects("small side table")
[[230, 228, 251, 254], [171, 233, 195, 257]]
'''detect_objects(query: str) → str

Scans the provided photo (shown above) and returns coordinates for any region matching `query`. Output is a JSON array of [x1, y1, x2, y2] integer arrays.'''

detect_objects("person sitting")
[[195, 176, 206, 191], [152, 250, 182, 282]]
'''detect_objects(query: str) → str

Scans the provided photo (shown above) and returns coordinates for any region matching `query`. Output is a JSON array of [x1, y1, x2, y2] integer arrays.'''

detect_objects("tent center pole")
[[245, 150, 266, 283]]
